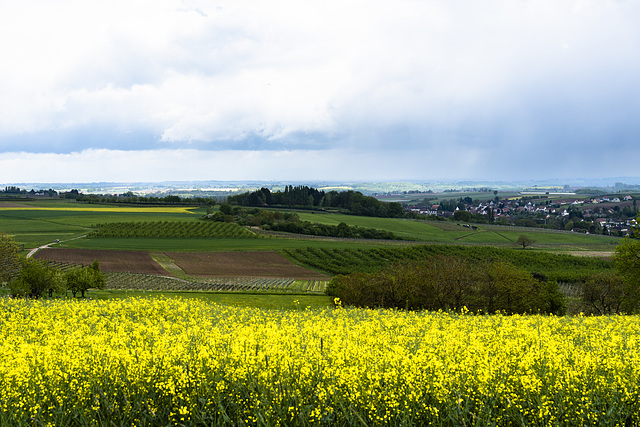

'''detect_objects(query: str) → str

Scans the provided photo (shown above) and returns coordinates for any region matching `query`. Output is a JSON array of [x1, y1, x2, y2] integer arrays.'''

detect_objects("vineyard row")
[[283, 244, 614, 283], [104, 272, 325, 293], [38, 260, 327, 293], [91, 221, 258, 239]]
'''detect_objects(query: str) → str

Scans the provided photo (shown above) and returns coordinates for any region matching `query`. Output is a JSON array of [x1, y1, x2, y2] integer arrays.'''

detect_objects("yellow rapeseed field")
[[0, 297, 638, 426]]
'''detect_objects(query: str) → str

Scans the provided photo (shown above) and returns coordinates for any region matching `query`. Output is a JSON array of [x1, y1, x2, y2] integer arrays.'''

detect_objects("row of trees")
[[327, 257, 566, 314], [1, 186, 59, 197], [202, 207, 402, 240], [1, 233, 105, 298], [227, 186, 405, 218], [76, 193, 215, 206], [8, 258, 105, 298]]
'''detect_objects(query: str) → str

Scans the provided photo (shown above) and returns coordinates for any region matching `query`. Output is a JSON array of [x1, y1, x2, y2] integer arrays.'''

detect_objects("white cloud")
[[0, 0, 639, 177]]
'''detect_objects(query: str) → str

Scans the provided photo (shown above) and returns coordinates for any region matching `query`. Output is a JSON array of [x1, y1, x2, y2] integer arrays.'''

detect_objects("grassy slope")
[[296, 211, 622, 247]]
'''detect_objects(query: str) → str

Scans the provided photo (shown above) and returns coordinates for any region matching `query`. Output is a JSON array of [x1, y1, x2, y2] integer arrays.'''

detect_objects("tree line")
[[327, 257, 566, 314], [227, 186, 405, 218], [76, 192, 215, 206], [202, 206, 403, 240]]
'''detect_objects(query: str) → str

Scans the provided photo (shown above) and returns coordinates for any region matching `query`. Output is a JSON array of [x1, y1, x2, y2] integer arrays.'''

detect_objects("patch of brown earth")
[[34, 249, 170, 275], [567, 251, 614, 260], [166, 251, 330, 279]]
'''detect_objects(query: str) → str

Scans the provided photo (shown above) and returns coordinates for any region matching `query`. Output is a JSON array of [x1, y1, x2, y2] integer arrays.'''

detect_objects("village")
[[408, 193, 638, 236]]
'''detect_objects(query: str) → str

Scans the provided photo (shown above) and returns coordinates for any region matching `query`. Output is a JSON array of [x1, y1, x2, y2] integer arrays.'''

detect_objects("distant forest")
[[227, 186, 405, 218]]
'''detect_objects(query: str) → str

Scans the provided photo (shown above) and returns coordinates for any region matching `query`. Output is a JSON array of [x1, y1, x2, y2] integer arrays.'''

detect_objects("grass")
[[61, 236, 399, 252], [0, 200, 623, 254], [296, 211, 623, 247], [0, 206, 205, 248]]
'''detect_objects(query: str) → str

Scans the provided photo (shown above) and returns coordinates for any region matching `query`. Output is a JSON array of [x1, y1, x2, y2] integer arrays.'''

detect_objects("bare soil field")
[[166, 251, 330, 279], [567, 251, 614, 259], [34, 249, 170, 275]]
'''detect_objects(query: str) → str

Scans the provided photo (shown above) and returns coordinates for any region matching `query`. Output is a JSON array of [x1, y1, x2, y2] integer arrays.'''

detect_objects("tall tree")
[[613, 212, 640, 290], [9, 258, 65, 298], [65, 261, 106, 298], [516, 235, 536, 249]]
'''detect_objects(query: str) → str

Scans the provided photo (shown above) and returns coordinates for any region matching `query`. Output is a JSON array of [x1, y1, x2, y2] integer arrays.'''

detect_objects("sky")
[[1, 0, 639, 183]]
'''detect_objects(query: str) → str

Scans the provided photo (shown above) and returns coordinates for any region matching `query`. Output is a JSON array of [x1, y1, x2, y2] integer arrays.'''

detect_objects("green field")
[[295, 211, 621, 247], [61, 236, 393, 252], [0, 202, 205, 248], [0, 200, 624, 293], [0, 201, 622, 252]]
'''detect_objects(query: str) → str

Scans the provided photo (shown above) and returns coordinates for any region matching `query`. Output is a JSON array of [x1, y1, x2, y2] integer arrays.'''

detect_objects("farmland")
[[1, 197, 639, 425], [33, 249, 329, 292], [91, 221, 257, 239], [34, 249, 169, 275], [0, 199, 624, 293], [282, 245, 613, 282], [1, 297, 639, 425], [166, 251, 329, 279]]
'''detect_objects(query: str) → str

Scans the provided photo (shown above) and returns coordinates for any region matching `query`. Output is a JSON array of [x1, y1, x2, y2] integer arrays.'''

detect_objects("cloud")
[[0, 0, 639, 181]]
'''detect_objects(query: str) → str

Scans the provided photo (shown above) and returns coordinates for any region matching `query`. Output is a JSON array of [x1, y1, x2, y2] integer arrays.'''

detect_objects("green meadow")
[[295, 211, 621, 247], [0, 200, 621, 254]]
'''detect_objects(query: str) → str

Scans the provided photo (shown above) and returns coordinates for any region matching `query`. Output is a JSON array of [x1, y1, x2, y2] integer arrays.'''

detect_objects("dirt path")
[[26, 235, 87, 258]]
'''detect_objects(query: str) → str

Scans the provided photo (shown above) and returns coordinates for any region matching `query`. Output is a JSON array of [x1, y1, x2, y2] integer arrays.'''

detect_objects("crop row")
[[104, 271, 304, 293], [283, 244, 613, 283], [91, 221, 257, 239]]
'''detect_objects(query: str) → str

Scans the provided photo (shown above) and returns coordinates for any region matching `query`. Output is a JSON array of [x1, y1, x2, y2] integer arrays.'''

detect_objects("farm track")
[[26, 235, 87, 258]]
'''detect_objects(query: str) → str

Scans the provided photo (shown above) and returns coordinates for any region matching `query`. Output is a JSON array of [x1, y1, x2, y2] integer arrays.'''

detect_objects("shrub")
[[582, 272, 640, 315], [327, 256, 566, 314]]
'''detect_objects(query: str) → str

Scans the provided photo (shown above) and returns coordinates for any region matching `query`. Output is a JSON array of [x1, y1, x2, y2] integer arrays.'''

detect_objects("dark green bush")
[[327, 257, 566, 315]]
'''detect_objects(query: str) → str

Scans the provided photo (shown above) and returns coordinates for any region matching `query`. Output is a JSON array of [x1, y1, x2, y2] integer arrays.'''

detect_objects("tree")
[[453, 210, 473, 222], [327, 257, 564, 314], [613, 237, 640, 289], [613, 212, 640, 289], [65, 261, 106, 298], [515, 235, 536, 249], [582, 272, 639, 315], [481, 261, 547, 314], [219, 203, 233, 215], [0, 232, 21, 283], [9, 258, 65, 298]]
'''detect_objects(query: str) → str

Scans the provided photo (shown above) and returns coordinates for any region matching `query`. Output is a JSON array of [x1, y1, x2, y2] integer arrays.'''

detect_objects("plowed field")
[[166, 251, 330, 279], [34, 249, 169, 275]]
